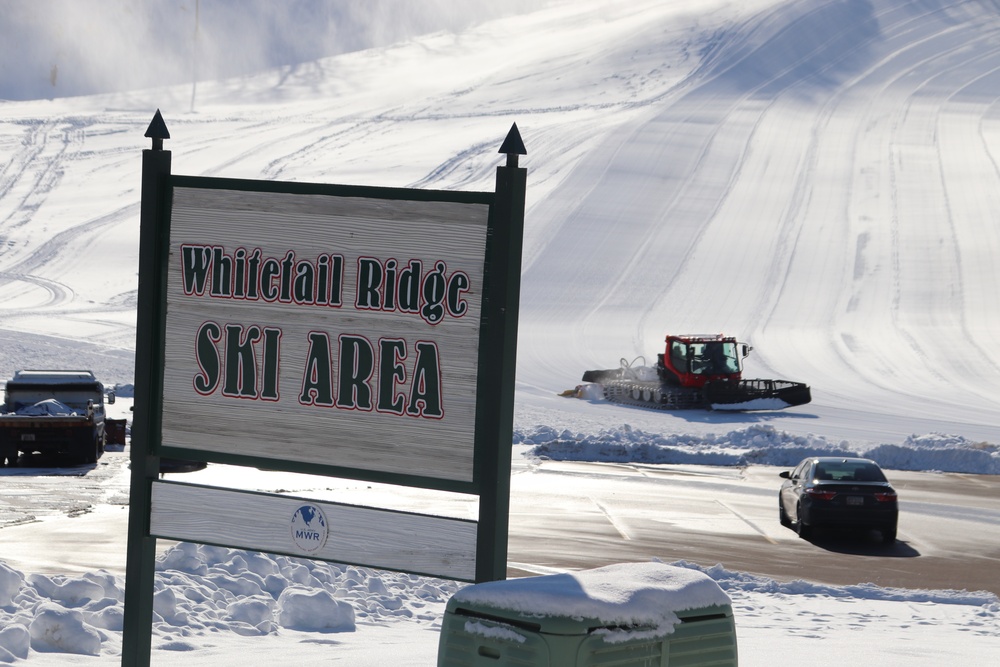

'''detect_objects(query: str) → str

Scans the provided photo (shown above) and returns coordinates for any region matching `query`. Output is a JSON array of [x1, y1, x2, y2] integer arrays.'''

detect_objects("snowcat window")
[[718, 342, 741, 373], [690, 342, 741, 375], [670, 341, 687, 371]]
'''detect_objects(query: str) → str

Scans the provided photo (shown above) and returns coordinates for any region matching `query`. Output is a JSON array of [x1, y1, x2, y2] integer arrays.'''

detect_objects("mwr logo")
[[290, 504, 329, 553]]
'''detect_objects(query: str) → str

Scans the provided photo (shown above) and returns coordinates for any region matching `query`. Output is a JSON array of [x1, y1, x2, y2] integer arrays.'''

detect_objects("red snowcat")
[[577, 334, 811, 410]]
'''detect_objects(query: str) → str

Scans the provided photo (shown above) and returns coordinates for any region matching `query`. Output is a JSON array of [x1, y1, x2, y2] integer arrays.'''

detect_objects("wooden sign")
[[161, 182, 492, 484], [122, 112, 526, 667]]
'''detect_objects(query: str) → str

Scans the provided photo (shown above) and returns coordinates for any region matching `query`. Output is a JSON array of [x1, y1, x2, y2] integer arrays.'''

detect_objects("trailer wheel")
[[81, 436, 100, 465]]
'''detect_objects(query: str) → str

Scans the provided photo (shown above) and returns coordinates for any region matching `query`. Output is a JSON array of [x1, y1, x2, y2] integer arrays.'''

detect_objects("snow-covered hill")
[[514, 0, 1000, 446], [3, 0, 999, 450]]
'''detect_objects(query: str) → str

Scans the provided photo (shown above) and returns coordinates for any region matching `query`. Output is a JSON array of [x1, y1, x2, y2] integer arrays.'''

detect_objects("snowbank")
[[520, 424, 1000, 474], [1, 552, 996, 663], [0, 543, 461, 660]]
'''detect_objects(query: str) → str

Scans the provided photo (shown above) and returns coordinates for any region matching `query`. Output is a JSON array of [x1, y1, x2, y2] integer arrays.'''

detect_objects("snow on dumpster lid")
[[450, 562, 731, 633]]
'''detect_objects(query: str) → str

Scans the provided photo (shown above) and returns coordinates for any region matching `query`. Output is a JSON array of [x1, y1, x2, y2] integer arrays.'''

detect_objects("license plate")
[[846, 496, 863, 506], [20, 434, 35, 442]]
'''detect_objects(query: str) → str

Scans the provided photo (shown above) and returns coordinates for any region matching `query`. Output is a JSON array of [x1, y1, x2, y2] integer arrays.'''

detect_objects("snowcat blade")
[[706, 379, 811, 409]]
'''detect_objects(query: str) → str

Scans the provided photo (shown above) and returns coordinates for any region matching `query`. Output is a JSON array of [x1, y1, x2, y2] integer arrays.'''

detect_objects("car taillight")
[[805, 488, 837, 501], [873, 492, 897, 502]]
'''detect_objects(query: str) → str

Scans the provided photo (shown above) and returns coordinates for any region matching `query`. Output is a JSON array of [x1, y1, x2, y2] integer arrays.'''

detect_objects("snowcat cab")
[[657, 334, 751, 388]]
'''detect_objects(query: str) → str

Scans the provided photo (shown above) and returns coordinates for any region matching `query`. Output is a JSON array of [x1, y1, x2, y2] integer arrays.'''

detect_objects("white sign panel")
[[150, 481, 478, 581], [161, 186, 490, 483]]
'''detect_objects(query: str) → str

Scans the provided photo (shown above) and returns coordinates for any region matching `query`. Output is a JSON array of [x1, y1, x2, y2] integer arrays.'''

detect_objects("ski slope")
[[1, 0, 1000, 449], [514, 0, 1000, 445]]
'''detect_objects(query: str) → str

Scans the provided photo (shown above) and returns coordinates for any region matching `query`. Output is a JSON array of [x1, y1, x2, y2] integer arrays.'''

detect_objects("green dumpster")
[[437, 562, 737, 667]]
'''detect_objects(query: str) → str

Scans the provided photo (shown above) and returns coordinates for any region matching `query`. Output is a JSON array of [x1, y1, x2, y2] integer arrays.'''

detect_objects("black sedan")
[[779, 457, 898, 543]]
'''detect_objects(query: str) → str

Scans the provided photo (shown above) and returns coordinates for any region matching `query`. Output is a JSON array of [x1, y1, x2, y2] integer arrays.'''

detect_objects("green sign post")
[[122, 111, 526, 665]]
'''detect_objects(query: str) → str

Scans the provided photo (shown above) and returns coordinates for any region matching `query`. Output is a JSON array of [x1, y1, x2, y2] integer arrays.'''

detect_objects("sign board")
[[122, 112, 526, 666], [151, 481, 479, 580], [161, 180, 493, 487]]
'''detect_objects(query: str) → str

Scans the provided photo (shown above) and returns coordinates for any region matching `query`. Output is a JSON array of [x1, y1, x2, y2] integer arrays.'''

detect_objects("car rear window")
[[813, 462, 886, 482]]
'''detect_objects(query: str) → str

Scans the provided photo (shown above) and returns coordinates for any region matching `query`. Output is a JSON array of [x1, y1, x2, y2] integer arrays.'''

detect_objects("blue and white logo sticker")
[[290, 504, 329, 553]]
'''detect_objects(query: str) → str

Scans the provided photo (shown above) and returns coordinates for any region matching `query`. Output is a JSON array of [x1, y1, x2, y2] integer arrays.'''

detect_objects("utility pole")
[[190, 0, 200, 113]]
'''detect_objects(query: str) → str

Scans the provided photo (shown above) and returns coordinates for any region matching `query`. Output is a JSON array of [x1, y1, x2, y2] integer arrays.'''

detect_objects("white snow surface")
[[1, 0, 1000, 663], [0, 547, 997, 665], [450, 561, 731, 630]]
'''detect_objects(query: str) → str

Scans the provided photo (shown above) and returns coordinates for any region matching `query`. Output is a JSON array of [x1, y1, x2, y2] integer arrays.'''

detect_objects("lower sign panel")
[[150, 481, 478, 581]]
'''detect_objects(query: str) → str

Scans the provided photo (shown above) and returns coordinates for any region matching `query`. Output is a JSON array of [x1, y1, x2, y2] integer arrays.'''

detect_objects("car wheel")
[[795, 505, 811, 539], [882, 523, 897, 544], [779, 499, 791, 527]]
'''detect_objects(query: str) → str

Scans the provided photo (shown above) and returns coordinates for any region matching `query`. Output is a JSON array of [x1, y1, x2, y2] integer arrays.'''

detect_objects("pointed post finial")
[[144, 109, 170, 151], [498, 122, 526, 168]]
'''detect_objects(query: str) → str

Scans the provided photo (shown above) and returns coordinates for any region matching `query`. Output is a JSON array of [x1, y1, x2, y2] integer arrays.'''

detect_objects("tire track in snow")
[[0, 273, 72, 308], [928, 45, 1000, 379], [0, 118, 95, 323], [873, 13, 1000, 402], [0, 201, 137, 343], [0, 120, 66, 245], [623, 0, 1000, 414], [572, 0, 880, 346], [746, 1, 974, 392], [758, 0, 1000, 413], [0, 112, 145, 378], [813, 2, 979, 400], [520, 0, 1000, 420], [518, 0, 873, 382]]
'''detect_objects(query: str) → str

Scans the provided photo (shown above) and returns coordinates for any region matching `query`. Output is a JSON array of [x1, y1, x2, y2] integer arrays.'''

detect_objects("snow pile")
[[1, 553, 998, 662], [275, 588, 354, 631], [0, 563, 23, 607], [682, 560, 999, 607], [28, 605, 102, 656], [109, 384, 134, 399], [154, 542, 459, 633], [0, 564, 111, 659], [520, 424, 1000, 474], [864, 434, 1000, 475], [0, 543, 461, 660], [451, 561, 731, 640]]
